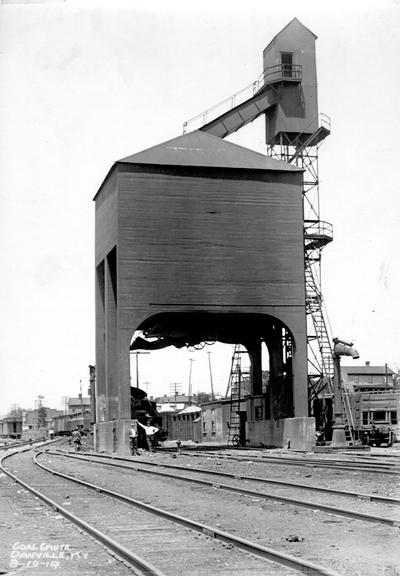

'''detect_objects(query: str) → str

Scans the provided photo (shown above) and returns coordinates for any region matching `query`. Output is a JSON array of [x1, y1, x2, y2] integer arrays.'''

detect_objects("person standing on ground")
[[129, 420, 139, 455], [71, 427, 82, 452], [137, 421, 159, 452]]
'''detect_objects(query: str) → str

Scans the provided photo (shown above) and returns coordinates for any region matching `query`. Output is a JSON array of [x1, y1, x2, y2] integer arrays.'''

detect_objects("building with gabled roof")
[[341, 362, 396, 393], [95, 107, 308, 454]]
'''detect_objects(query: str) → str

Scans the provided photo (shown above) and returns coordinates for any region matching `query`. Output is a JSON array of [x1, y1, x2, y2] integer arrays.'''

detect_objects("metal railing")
[[304, 220, 333, 241], [183, 64, 303, 134], [319, 112, 331, 133], [261, 63, 302, 84]]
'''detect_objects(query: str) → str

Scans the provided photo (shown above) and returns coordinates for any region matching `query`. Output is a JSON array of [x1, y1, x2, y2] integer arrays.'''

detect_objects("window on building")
[[255, 405, 263, 420], [211, 420, 216, 435], [372, 411, 386, 422], [281, 52, 293, 77], [390, 411, 398, 425], [362, 411, 369, 425], [202, 421, 206, 436]]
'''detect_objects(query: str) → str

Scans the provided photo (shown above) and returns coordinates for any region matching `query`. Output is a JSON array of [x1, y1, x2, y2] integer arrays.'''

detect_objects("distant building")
[[24, 407, 64, 431], [167, 405, 202, 443], [201, 398, 233, 444], [67, 397, 91, 414], [341, 362, 396, 392], [155, 394, 191, 413]]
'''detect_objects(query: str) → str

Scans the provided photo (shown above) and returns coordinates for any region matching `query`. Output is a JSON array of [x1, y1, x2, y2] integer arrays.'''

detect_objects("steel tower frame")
[[266, 115, 334, 408], [182, 65, 335, 413]]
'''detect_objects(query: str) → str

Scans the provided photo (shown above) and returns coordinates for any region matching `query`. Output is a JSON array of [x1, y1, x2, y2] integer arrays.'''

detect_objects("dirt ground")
[[1, 443, 399, 576]]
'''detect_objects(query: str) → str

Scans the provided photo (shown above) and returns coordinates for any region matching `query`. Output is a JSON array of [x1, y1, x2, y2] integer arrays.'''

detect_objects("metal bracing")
[[266, 116, 334, 408], [225, 345, 248, 446]]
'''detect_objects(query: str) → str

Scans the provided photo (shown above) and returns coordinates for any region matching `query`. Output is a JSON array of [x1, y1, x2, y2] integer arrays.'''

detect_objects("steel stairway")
[[304, 263, 334, 399]]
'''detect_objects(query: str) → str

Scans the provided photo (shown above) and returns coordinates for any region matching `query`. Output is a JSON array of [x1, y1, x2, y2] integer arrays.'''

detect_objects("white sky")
[[1, 0, 399, 414]]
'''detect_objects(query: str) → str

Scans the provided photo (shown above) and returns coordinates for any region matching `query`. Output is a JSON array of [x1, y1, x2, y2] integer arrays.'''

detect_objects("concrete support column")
[[246, 338, 263, 396], [118, 330, 132, 421], [105, 249, 118, 420], [267, 326, 287, 419], [95, 260, 106, 423], [291, 327, 308, 417]]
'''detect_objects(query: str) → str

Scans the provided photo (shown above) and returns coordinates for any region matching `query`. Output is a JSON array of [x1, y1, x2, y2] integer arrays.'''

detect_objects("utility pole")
[[169, 382, 183, 410], [207, 351, 215, 400], [130, 351, 150, 388], [61, 396, 69, 415], [188, 358, 194, 405], [79, 380, 84, 427], [88, 365, 96, 423]]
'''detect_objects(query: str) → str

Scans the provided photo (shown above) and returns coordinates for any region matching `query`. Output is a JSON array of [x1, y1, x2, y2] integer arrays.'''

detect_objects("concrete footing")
[[331, 424, 347, 448], [281, 416, 316, 451], [95, 419, 132, 455]]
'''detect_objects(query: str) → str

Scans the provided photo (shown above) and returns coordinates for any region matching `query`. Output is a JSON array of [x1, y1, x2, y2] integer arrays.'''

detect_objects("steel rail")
[[158, 446, 400, 469], [70, 450, 400, 506], [172, 450, 400, 475], [0, 449, 166, 576], [33, 450, 343, 576], [47, 450, 400, 528]]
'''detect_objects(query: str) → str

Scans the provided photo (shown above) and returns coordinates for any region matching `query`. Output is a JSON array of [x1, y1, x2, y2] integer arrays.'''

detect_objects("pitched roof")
[[68, 397, 91, 405], [341, 366, 395, 375], [264, 18, 317, 52], [118, 130, 301, 172], [177, 405, 202, 414]]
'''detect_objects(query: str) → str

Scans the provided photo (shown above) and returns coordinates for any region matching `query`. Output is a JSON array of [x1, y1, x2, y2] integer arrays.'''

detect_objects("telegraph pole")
[[169, 382, 183, 410], [207, 351, 215, 400], [79, 380, 84, 427], [130, 351, 150, 388], [188, 358, 194, 405]]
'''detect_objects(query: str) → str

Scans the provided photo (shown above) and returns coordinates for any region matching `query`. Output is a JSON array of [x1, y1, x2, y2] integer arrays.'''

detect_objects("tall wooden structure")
[[94, 131, 307, 453]]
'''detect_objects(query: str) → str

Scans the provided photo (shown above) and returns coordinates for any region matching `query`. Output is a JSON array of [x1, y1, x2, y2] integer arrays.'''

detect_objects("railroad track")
[[47, 449, 400, 527], [37, 447, 399, 575], [0, 447, 345, 576], [1, 439, 37, 450], [167, 448, 400, 475]]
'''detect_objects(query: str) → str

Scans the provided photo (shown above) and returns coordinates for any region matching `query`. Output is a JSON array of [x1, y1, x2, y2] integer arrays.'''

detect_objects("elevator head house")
[[93, 129, 312, 454]]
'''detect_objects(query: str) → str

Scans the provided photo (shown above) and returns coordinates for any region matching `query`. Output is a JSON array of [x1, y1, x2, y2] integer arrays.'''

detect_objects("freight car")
[[53, 413, 91, 436], [0, 417, 22, 439], [348, 390, 398, 447], [314, 388, 399, 447]]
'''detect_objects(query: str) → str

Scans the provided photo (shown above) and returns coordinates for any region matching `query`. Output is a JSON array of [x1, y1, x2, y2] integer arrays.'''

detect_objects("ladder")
[[305, 263, 334, 399], [341, 387, 356, 444], [226, 345, 248, 446]]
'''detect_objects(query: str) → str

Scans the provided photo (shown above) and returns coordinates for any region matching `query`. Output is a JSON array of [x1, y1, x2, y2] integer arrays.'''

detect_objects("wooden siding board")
[[95, 171, 118, 264], [116, 169, 305, 311]]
